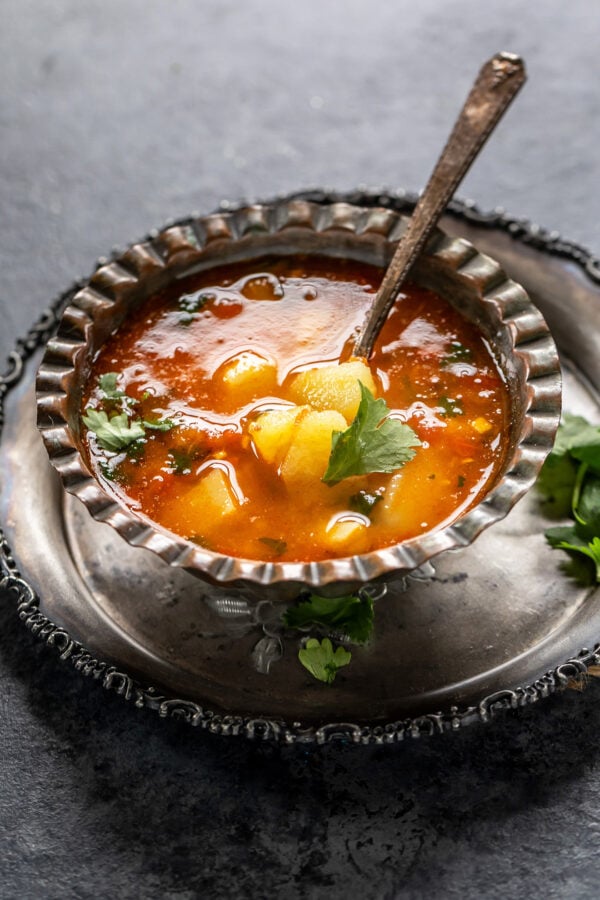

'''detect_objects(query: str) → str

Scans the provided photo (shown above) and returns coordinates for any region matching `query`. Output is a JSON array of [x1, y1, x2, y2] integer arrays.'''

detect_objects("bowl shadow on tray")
[[2, 589, 600, 892]]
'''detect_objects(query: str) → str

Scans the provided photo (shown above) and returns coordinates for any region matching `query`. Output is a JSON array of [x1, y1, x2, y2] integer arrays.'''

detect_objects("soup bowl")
[[36, 199, 561, 599]]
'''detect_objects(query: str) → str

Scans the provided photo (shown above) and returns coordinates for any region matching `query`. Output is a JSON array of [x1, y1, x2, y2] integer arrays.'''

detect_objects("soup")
[[80, 256, 510, 561]]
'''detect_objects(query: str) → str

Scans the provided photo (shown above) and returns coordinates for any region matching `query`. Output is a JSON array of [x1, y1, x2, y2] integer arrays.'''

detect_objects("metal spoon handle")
[[353, 51, 526, 359]]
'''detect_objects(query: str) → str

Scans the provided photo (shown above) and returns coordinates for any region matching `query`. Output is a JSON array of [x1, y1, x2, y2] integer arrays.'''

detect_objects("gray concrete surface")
[[1, 2, 600, 897]]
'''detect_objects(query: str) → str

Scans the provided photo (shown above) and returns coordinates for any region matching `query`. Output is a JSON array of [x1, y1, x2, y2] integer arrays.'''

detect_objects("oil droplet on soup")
[[81, 256, 510, 561]]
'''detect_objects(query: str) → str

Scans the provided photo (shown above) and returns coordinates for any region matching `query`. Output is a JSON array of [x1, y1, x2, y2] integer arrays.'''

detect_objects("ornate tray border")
[[1, 189, 600, 745]]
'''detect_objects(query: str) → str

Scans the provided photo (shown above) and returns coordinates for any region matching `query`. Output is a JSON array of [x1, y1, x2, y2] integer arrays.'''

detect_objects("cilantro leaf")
[[179, 291, 213, 313], [545, 523, 582, 547], [441, 341, 473, 367], [178, 292, 213, 324], [259, 537, 287, 557], [546, 527, 600, 582], [298, 638, 352, 684], [83, 409, 145, 452], [349, 490, 383, 518], [538, 414, 600, 517], [576, 476, 600, 528], [553, 414, 600, 456], [571, 440, 600, 474], [538, 415, 600, 584], [167, 445, 208, 475], [537, 451, 578, 518], [437, 395, 464, 418], [99, 372, 125, 399], [142, 417, 176, 432], [284, 591, 374, 644], [322, 383, 421, 485]]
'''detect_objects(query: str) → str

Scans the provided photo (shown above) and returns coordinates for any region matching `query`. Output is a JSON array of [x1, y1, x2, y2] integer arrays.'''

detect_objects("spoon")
[[353, 51, 526, 360]]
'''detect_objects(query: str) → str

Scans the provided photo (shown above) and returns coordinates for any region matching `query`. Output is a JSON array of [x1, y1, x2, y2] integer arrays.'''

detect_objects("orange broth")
[[82, 256, 510, 561]]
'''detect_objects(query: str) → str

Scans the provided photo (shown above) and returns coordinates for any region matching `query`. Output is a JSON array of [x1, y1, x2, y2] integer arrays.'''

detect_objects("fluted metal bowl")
[[36, 199, 561, 597]]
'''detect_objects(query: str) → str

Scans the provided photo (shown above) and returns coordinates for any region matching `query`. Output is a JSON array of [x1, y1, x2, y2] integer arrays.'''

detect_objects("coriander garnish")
[[298, 638, 352, 685], [537, 414, 600, 584], [82, 409, 145, 452], [284, 591, 374, 644], [348, 490, 383, 518], [84, 373, 177, 451], [258, 537, 288, 557], [322, 383, 420, 485]]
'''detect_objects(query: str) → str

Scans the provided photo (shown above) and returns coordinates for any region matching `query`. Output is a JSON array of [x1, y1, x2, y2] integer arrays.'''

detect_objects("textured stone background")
[[2, 2, 600, 897]]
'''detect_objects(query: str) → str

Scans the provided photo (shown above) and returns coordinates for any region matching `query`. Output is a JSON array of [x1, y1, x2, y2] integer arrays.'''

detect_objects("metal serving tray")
[[1, 190, 599, 744]]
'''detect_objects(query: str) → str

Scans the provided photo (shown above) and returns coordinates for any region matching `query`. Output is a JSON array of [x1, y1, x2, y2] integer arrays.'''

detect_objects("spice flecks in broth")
[[82, 256, 510, 561]]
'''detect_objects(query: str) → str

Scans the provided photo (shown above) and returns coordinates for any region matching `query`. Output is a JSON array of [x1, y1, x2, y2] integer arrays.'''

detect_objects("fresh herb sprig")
[[84, 373, 176, 452], [298, 638, 352, 685], [284, 591, 374, 644], [82, 409, 145, 452], [348, 490, 383, 518], [322, 383, 421, 485], [99, 372, 125, 400], [178, 292, 213, 324], [441, 340, 473, 367], [538, 414, 600, 584], [285, 590, 375, 684]]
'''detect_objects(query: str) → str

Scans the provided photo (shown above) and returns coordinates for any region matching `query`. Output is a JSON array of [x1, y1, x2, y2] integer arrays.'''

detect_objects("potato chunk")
[[288, 359, 377, 422], [372, 454, 443, 537], [280, 409, 347, 488], [159, 464, 242, 537], [214, 350, 278, 406], [322, 514, 370, 555], [185, 465, 241, 519], [248, 405, 307, 466]]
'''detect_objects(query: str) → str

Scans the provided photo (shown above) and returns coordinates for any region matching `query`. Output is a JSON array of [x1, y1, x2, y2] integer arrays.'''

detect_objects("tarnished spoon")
[[353, 51, 526, 359]]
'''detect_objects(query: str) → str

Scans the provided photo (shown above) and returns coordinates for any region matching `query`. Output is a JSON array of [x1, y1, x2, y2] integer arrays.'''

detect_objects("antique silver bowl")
[[36, 199, 561, 597]]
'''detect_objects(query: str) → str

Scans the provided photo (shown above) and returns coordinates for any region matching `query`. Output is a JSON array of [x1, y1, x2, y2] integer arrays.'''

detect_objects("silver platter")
[[1, 191, 599, 744]]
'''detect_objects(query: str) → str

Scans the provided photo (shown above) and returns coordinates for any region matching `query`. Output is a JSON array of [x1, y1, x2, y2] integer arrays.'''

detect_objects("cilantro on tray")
[[322, 383, 421, 485], [285, 590, 376, 685], [284, 591, 374, 644], [537, 413, 600, 584], [298, 638, 352, 685]]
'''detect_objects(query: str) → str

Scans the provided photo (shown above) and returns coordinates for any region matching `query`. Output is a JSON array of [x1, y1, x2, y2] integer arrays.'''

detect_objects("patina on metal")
[[0, 193, 599, 743], [353, 52, 526, 359]]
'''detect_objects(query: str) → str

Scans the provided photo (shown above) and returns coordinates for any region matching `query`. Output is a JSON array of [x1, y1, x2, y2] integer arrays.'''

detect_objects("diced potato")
[[280, 409, 347, 488], [371, 467, 439, 535], [372, 471, 407, 532], [322, 514, 370, 554], [159, 464, 243, 536], [288, 359, 377, 423], [214, 351, 277, 406], [187, 465, 241, 518], [248, 405, 308, 466]]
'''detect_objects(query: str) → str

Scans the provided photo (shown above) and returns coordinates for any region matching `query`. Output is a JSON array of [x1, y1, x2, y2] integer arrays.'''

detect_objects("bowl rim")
[[35, 198, 562, 590]]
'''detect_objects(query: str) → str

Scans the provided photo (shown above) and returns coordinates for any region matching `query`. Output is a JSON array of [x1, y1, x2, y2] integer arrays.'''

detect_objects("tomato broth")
[[81, 256, 510, 561]]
